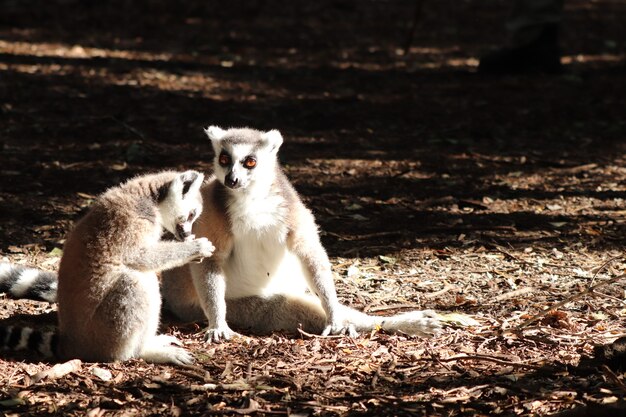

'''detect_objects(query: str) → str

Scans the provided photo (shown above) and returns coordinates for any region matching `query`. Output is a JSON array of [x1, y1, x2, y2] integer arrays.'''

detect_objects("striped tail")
[[0, 326, 57, 358], [0, 263, 58, 302]]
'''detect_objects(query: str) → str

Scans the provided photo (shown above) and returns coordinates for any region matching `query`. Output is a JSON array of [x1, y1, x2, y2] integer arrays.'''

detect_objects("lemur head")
[[159, 170, 204, 241], [205, 126, 283, 191]]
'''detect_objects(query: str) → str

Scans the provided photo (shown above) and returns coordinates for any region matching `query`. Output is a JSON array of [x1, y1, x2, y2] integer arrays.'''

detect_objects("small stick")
[[424, 282, 454, 299], [438, 354, 544, 369], [368, 303, 425, 313], [493, 287, 534, 302], [589, 255, 624, 287], [177, 369, 208, 383], [516, 273, 626, 331], [29, 359, 82, 385], [297, 328, 344, 339], [591, 290, 626, 307], [600, 365, 626, 394]]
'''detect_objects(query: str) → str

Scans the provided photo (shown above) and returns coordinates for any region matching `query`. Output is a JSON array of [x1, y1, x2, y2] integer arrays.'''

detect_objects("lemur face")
[[205, 126, 283, 191], [159, 171, 204, 240]]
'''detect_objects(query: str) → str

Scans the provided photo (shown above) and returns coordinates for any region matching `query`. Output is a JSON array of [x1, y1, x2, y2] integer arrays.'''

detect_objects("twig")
[[180, 363, 211, 377], [550, 163, 598, 174], [493, 245, 530, 265], [436, 354, 544, 370], [591, 290, 626, 306], [328, 225, 517, 242], [367, 303, 425, 313], [297, 327, 345, 339], [492, 245, 566, 269], [516, 273, 626, 331], [589, 256, 624, 287], [493, 287, 534, 302], [423, 282, 455, 299], [400, 353, 544, 371], [177, 369, 209, 382], [325, 230, 403, 241], [2, 366, 21, 389], [426, 344, 452, 371], [600, 365, 626, 395], [29, 359, 82, 385]]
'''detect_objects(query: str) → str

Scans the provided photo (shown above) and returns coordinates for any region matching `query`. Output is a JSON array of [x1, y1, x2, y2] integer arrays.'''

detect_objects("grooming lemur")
[[0, 171, 214, 364], [160, 126, 441, 341]]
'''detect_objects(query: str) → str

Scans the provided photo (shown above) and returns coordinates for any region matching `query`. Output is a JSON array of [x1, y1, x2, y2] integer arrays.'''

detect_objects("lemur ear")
[[261, 129, 283, 153], [172, 170, 204, 197], [205, 126, 227, 153], [204, 126, 227, 141]]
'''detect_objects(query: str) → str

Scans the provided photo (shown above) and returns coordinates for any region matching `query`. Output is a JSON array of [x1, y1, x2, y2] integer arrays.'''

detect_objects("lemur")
[[0, 171, 214, 364], [160, 127, 441, 341]]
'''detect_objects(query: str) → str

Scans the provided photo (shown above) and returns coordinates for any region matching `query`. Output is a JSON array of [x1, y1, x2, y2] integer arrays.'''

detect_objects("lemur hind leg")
[[226, 294, 327, 335], [60, 272, 151, 362], [216, 294, 440, 337]]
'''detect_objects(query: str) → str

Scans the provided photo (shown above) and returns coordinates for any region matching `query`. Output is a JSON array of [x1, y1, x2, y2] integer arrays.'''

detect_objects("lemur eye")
[[243, 156, 257, 169], [218, 152, 231, 167], [187, 210, 196, 222]]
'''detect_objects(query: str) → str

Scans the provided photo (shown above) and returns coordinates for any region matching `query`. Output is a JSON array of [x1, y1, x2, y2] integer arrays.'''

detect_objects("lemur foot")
[[204, 324, 241, 343], [322, 322, 358, 338], [141, 335, 194, 365]]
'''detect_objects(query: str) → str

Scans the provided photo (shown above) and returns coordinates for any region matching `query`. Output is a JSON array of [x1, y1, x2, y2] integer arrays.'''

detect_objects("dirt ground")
[[1, 0, 626, 416]]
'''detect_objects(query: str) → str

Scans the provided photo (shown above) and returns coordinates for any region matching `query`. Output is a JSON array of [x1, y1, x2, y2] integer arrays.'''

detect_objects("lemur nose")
[[176, 224, 190, 240], [225, 176, 239, 188]]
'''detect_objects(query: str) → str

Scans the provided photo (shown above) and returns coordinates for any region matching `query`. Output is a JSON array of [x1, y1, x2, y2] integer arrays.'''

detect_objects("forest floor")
[[1, 0, 625, 416]]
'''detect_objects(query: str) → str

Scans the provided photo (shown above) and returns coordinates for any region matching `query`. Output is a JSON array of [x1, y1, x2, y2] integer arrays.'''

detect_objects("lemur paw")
[[192, 237, 215, 262], [141, 336, 195, 365], [204, 324, 240, 343], [322, 322, 359, 338], [164, 346, 195, 365]]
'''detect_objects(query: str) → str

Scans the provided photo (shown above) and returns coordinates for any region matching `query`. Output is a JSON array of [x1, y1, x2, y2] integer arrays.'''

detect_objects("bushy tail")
[[342, 306, 442, 337], [0, 325, 57, 358], [0, 263, 58, 302]]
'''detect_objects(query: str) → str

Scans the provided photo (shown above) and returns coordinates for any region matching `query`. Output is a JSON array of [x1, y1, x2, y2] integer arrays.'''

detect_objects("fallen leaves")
[[0, 1, 625, 416]]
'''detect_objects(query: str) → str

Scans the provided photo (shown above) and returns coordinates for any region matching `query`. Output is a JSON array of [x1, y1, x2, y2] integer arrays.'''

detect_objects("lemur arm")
[[288, 210, 354, 336], [190, 254, 240, 343], [126, 239, 214, 272]]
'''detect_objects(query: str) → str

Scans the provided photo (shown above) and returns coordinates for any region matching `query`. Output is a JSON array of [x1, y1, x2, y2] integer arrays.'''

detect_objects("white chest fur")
[[227, 191, 286, 236], [223, 190, 308, 298]]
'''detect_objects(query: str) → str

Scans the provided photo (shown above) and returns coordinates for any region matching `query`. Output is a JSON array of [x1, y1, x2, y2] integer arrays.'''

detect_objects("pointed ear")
[[172, 170, 204, 197], [205, 126, 227, 154], [204, 126, 227, 141], [261, 129, 283, 153]]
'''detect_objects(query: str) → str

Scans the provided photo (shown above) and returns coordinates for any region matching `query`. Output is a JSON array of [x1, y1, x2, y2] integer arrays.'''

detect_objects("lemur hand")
[[191, 237, 215, 263]]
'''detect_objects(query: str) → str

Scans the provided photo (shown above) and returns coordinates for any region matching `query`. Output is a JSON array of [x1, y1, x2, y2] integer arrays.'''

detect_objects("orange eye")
[[218, 152, 231, 166], [243, 157, 257, 169]]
